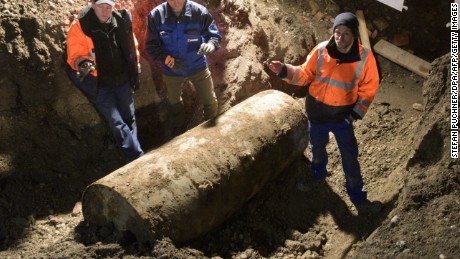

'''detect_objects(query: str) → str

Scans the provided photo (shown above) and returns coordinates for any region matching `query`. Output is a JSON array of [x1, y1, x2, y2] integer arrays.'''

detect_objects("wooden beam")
[[308, 0, 320, 15], [356, 10, 371, 50], [374, 39, 431, 78]]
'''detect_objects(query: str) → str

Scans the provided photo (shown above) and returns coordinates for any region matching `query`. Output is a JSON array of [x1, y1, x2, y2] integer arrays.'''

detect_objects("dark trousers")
[[68, 70, 143, 162], [309, 119, 367, 204]]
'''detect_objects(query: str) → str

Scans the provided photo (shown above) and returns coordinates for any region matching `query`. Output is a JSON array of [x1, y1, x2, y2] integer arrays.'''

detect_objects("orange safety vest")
[[283, 40, 379, 122]]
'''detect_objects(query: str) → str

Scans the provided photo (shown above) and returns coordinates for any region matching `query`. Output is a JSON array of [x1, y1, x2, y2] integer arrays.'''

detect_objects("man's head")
[[332, 12, 359, 54], [167, 0, 186, 14], [92, 0, 115, 23]]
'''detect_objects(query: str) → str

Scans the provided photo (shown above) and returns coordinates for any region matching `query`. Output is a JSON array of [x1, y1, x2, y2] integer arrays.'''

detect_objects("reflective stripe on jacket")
[[145, 0, 221, 76], [283, 40, 379, 123]]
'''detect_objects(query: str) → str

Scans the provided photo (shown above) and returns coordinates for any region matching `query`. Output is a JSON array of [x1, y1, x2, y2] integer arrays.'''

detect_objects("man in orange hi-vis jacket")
[[66, 0, 143, 162], [268, 12, 381, 215]]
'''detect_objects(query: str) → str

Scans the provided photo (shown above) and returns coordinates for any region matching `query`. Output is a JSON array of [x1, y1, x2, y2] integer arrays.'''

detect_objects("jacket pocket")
[[184, 29, 201, 53], [159, 30, 173, 46]]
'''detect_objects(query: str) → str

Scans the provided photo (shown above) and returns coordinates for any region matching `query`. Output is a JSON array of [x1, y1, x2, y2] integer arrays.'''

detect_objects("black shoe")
[[355, 200, 383, 215]]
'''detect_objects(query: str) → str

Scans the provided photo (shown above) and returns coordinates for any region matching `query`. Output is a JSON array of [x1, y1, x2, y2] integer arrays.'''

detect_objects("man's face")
[[93, 3, 113, 23], [167, 0, 185, 13], [334, 25, 355, 54]]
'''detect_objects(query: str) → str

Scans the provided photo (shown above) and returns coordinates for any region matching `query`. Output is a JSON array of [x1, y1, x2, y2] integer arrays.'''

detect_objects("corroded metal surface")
[[82, 89, 309, 244]]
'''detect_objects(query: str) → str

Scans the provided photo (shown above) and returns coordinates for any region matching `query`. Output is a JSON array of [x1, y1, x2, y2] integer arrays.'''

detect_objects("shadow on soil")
[[189, 156, 391, 258]]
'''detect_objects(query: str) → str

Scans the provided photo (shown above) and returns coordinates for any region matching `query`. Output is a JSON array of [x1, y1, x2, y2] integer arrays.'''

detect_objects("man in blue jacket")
[[145, 0, 221, 135]]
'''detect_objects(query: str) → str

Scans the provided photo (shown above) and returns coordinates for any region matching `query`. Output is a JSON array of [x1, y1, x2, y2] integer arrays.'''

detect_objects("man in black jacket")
[[66, 0, 143, 162]]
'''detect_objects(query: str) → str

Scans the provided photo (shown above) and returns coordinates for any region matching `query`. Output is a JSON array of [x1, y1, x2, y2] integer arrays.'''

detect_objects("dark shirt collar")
[[326, 36, 361, 64], [108, 15, 117, 27]]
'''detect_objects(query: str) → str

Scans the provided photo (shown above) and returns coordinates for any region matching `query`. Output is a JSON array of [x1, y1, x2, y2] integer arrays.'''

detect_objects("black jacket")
[[78, 7, 139, 89]]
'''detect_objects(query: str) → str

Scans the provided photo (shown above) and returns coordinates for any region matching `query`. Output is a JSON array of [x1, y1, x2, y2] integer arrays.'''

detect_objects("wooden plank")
[[308, 0, 320, 15], [374, 39, 431, 78], [356, 10, 371, 50]]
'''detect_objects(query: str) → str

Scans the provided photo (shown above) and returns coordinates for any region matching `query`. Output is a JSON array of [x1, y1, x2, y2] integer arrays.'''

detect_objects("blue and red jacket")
[[145, 0, 221, 76]]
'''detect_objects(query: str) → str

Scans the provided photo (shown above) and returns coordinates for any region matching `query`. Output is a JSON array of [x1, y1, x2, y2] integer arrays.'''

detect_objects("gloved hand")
[[197, 42, 215, 55], [77, 60, 96, 82]]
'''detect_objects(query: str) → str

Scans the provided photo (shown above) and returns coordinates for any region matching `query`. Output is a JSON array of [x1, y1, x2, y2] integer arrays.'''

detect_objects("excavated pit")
[[0, 0, 457, 258]]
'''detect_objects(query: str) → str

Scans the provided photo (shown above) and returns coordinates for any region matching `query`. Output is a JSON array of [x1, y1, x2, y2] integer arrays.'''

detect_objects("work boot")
[[355, 200, 383, 215]]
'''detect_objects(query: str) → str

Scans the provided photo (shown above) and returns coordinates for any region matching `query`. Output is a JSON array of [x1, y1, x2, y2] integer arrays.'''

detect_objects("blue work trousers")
[[309, 119, 367, 204], [68, 71, 144, 162]]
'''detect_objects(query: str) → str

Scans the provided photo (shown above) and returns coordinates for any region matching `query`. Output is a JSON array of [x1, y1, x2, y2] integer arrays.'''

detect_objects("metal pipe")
[[82, 89, 308, 244]]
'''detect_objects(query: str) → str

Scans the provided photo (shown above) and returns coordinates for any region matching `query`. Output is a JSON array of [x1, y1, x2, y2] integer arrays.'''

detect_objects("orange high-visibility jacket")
[[66, 13, 140, 77], [283, 40, 379, 123]]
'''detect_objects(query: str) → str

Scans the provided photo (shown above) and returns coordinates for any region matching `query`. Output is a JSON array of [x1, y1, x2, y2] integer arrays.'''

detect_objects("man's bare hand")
[[265, 60, 284, 75]]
